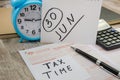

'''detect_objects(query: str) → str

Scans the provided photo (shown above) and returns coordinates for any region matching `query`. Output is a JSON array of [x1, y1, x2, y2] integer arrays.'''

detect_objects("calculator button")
[[117, 36, 120, 39], [118, 33, 120, 35], [110, 32, 115, 34], [114, 31, 119, 34], [112, 37, 117, 40], [104, 36, 109, 39], [106, 33, 110, 36], [97, 35, 101, 39], [103, 31, 107, 33], [113, 34, 118, 36], [103, 40, 107, 43], [111, 41, 116, 44], [109, 35, 114, 38], [108, 38, 112, 41], [107, 29, 111, 32], [98, 32, 102, 35], [101, 34, 106, 37], [106, 42, 111, 46], [99, 38, 104, 41], [116, 39, 120, 42]]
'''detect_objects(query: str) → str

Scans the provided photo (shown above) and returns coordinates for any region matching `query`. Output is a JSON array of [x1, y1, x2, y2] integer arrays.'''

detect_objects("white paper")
[[19, 43, 90, 80], [41, 0, 102, 44], [19, 43, 119, 80]]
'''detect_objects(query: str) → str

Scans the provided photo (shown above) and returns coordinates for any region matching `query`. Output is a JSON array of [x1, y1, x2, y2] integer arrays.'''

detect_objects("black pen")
[[71, 46, 120, 78]]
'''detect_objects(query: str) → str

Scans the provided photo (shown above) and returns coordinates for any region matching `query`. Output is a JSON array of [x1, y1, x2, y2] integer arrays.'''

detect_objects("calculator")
[[96, 19, 120, 50]]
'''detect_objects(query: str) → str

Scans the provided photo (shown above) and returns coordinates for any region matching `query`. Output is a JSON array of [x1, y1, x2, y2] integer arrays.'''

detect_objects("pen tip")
[[71, 46, 76, 50]]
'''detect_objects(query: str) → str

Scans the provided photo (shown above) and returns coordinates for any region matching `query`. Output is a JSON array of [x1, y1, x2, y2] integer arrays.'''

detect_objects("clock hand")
[[24, 19, 33, 21], [24, 18, 41, 22], [35, 19, 41, 21]]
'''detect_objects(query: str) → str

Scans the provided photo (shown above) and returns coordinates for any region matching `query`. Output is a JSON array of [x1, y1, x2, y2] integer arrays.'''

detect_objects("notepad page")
[[19, 43, 118, 80]]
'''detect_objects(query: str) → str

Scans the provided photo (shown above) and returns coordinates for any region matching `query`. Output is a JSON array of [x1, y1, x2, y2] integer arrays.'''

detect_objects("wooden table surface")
[[102, 0, 120, 14], [0, 39, 40, 80], [102, 0, 120, 29], [0, 0, 120, 80]]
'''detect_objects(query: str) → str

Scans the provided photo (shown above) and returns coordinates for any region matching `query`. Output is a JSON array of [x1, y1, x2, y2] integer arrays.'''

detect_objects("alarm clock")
[[11, 0, 42, 42]]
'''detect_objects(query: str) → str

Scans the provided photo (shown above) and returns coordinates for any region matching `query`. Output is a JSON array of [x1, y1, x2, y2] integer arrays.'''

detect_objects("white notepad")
[[19, 43, 119, 80], [19, 43, 90, 80], [41, 0, 102, 44]]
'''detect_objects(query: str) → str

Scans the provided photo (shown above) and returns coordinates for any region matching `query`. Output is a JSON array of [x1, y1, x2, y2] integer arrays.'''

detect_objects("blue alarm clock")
[[11, 0, 42, 42]]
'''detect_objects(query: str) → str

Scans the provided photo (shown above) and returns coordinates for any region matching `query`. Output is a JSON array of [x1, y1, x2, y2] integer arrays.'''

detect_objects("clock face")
[[16, 4, 41, 39]]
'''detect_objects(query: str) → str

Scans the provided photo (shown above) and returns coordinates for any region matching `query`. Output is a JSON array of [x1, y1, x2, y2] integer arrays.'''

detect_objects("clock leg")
[[19, 38, 23, 43]]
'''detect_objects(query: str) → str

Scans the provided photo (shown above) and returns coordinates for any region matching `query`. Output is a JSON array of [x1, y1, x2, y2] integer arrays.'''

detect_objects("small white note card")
[[41, 0, 103, 44], [19, 43, 90, 80]]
